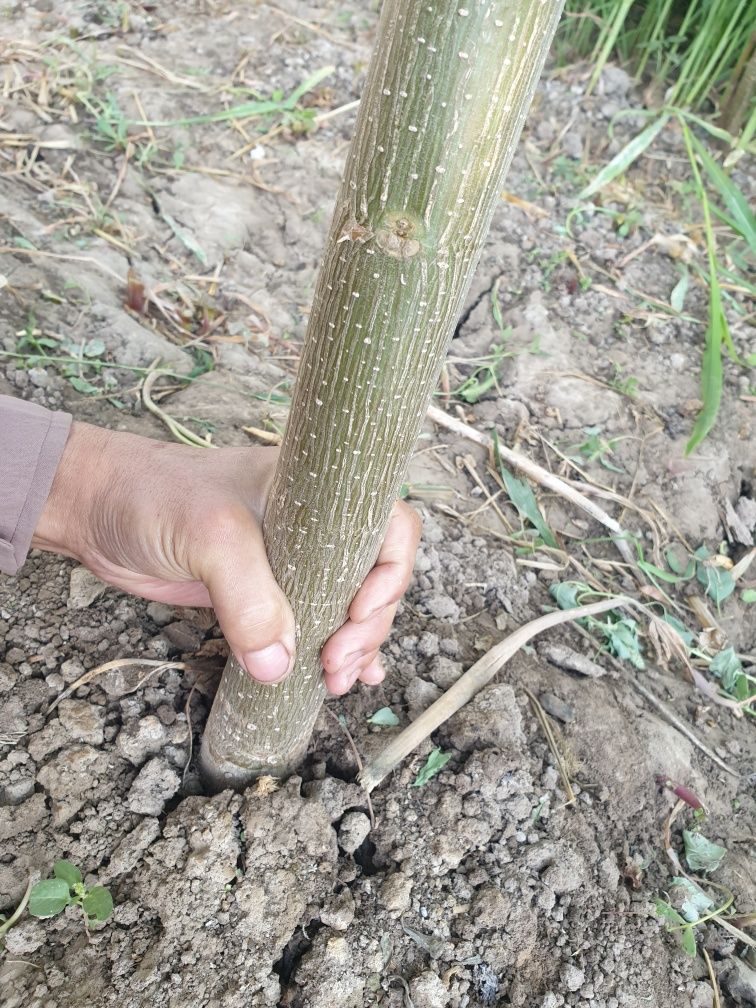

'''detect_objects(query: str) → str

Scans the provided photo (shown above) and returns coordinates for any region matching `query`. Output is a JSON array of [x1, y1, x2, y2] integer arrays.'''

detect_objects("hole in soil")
[[353, 835, 380, 876], [273, 918, 322, 990], [324, 756, 357, 783]]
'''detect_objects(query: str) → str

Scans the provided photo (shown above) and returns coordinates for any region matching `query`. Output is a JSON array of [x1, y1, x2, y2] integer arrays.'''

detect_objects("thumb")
[[198, 507, 296, 684]]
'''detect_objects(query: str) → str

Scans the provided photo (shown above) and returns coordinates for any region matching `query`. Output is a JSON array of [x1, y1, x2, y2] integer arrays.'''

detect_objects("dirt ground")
[[1, 2, 754, 1007]]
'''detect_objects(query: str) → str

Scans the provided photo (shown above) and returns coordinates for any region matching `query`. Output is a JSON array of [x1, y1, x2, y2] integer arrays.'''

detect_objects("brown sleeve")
[[0, 395, 72, 575]]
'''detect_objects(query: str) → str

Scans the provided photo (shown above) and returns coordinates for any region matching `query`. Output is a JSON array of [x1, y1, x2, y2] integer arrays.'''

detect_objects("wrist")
[[31, 421, 111, 562]]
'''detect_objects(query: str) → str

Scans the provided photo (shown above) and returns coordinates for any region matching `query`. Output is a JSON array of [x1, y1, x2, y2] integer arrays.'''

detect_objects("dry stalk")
[[525, 688, 576, 806], [359, 597, 630, 793], [47, 659, 187, 715]]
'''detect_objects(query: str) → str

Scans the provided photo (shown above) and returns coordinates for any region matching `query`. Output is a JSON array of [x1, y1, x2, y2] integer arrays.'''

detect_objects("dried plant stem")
[[525, 688, 576, 805], [359, 597, 627, 793]]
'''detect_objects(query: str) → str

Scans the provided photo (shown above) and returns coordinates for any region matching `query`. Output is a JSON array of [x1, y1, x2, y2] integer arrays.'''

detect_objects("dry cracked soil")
[[1, 2, 754, 1008]]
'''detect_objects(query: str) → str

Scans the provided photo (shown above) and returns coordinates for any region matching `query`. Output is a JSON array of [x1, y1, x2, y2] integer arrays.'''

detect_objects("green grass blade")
[[579, 115, 669, 200], [493, 433, 558, 548], [679, 110, 737, 145], [685, 309, 724, 454], [140, 66, 333, 126], [688, 131, 756, 250], [586, 0, 635, 93], [682, 121, 731, 453]]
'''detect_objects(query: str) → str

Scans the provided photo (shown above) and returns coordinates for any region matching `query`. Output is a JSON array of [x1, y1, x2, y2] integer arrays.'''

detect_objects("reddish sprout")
[[126, 268, 146, 314], [655, 775, 705, 812]]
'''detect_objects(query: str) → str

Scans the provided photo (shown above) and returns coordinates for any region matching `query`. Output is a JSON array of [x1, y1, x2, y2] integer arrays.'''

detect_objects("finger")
[[349, 501, 421, 623], [358, 656, 385, 686], [198, 505, 296, 684], [321, 603, 397, 677], [325, 649, 380, 696]]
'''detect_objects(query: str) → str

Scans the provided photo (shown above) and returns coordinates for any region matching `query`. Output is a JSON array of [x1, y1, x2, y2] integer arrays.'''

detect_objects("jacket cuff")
[[0, 396, 72, 575]]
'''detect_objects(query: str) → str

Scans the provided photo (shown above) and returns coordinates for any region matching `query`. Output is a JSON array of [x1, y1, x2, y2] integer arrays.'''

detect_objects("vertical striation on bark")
[[200, 0, 565, 789]]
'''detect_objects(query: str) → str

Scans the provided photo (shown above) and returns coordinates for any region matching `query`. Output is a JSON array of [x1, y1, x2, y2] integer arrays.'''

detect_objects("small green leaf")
[[161, 212, 208, 266], [665, 549, 695, 578], [661, 615, 694, 648], [28, 878, 71, 918], [53, 860, 82, 888], [81, 886, 114, 922], [411, 748, 451, 788], [68, 376, 100, 396], [680, 926, 697, 958], [550, 581, 590, 610], [494, 435, 557, 548], [709, 647, 743, 692], [683, 830, 726, 874], [83, 338, 106, 358], [670, 268, 689, 313], [696, 560, 735, 605], [654, 897, 686, 927], [578, 115, 669, 201], [741, 589, 756, 604], [671, 877, 714, 923], [368, 707, 400, 727], [601, 618, 645, 669], [637, 559, 684, 584], [685, 302, 725, 454]]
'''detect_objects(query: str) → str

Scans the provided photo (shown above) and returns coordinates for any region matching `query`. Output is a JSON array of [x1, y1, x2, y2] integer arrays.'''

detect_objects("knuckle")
[[238, 596, 284, 635]]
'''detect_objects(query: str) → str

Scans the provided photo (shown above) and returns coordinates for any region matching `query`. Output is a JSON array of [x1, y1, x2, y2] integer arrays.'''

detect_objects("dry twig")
[[360, 597, 631, 792], [426, 404, 638, 571]]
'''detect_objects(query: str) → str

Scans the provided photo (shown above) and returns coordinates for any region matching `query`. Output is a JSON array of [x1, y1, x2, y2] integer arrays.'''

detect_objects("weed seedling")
[[570, 426, 625, 473], [28, 861, 113, 932]]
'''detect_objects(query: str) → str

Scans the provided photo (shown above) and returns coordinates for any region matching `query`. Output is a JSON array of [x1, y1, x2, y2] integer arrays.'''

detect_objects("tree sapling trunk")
[[199, 0, 565, 790]]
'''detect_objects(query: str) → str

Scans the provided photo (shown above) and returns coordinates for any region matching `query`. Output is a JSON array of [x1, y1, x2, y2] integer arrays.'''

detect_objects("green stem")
[[199, 0, 565, 788]]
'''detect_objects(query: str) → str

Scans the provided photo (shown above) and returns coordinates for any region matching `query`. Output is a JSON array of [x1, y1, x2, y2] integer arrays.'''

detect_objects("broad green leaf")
[[368, 707, 400, 728], [28, 878, 70, 918], [411, 748, 451, 788], [683, 830, 726, 874], [689, 132, 756, 251], [53, 860, 82, 888], [709, 647, 743, 692], [578, 115, 669, 200], [81, 886, 114, 922], [696, 560, 735, 605]]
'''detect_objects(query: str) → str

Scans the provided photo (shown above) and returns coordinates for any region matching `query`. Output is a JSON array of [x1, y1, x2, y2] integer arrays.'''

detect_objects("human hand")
[[32, 422, 421, 695]]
